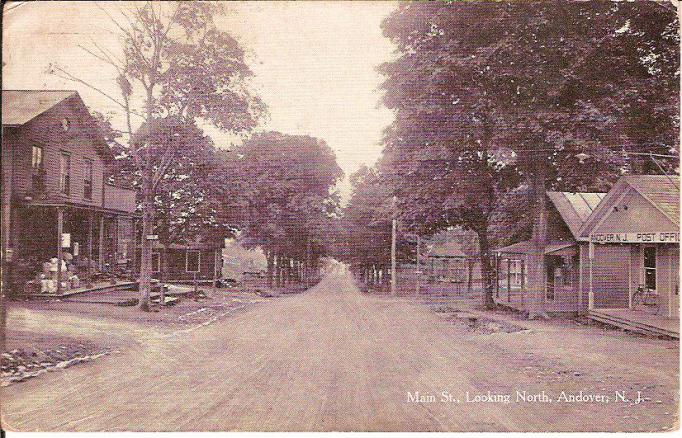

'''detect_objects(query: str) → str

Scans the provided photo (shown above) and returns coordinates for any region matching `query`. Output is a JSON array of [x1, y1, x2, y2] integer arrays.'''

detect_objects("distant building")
[[141, 238, 225, 284], [425, 239, 481, 295], [1, 90, 138, 294]]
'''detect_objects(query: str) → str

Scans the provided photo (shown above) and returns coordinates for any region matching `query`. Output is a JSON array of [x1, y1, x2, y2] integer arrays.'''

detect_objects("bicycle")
[[631, 284, 660, 314]]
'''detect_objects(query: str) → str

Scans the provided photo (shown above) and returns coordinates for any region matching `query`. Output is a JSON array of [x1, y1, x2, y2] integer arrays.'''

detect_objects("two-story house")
[[1, 90, 139, 295]]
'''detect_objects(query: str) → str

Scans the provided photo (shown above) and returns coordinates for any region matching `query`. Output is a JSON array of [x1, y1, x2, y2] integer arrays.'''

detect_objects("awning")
[[18, 199, 141, 218], [495, 240, 576, 256], [544, 242, 577, 256]]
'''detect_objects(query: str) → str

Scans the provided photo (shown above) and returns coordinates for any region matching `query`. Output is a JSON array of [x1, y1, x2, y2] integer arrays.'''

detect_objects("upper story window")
[[83, 159, 94, 199], [31, 145, 45, 192], [59, 152, 71, 195]]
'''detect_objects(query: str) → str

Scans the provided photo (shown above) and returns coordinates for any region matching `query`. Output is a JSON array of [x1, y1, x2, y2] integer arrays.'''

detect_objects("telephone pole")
[[391, 195, 397, 296], [415, 234, 420, 296]]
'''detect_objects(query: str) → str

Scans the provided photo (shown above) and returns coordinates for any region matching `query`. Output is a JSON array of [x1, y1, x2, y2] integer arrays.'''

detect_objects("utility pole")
[[391, 195, 397, 296], [415, 234, 420, 296]]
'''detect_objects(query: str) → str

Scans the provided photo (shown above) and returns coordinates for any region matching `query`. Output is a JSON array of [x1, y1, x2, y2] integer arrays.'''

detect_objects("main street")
[[1, 269, 678, 432]]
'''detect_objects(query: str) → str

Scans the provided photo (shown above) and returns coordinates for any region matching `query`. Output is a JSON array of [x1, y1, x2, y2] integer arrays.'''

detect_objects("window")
[[186, 250, 201, 273], [151, 252, 161, 273], [508, 259, 526, 288], [83, 159, 93, 199], [31, 145, 44, 192], [31, 145, 43, 170], [59, 152, 71, 195], [644, 246, 657, 291]]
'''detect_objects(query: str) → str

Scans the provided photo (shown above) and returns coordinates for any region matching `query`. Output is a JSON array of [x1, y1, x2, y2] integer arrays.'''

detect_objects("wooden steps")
[[29, 280, 161, 299], [589, 309, 679, 339]]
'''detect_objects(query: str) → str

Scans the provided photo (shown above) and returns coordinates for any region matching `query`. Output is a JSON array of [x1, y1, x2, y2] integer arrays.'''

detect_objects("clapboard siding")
[[10, 95, 105, 206], [591, 245, 630, 309]]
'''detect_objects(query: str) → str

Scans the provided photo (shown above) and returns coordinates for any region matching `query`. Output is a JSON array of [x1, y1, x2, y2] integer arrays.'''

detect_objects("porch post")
[[507, 258, 512, 303], [87, 211, 94, 287], [56, 207, 64, 295], [131, 218, 138, 275], [587, 241, 594, 310], [98, 215, 104, 271], [521, 258, 526, 306]]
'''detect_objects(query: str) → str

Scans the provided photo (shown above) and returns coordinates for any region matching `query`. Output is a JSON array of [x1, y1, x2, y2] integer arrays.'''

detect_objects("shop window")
[[186, 250, 201, 273], [59, 152, 71, 195], [644, 246, 657, 291], [84, 159, 93, 199]]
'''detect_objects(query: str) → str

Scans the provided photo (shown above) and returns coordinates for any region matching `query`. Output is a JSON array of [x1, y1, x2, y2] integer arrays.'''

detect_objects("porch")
[[589, 308, 680, 339], [8, 202, 138, 296]]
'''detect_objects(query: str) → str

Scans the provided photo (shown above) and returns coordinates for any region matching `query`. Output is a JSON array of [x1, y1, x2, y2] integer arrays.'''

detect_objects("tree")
[[220, 132, 343, 287], [103, 116, 237, 278], [378, 1, 679, 312], [50, 2, 264, 310], [379, 2, 523, 307], [339, 165, 393, 281]]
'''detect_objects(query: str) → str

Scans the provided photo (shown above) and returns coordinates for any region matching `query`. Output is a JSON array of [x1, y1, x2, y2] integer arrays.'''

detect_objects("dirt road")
[[1, 269, 678, 431]]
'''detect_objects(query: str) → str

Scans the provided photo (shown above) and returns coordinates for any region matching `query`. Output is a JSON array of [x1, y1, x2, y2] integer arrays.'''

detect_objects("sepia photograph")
[[0, 0, 680, 433]]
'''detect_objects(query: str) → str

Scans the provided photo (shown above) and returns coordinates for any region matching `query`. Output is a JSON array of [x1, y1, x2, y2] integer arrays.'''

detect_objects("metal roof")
[[2, 90, 77, 126], [547, 191, 606, 239]]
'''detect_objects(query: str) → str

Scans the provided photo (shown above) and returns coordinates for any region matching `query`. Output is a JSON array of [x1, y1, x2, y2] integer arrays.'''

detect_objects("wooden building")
[[424, 240, 481, 295], [495, 175, 679, 335], [578, 175, 679, 328], [495, 191, 605, 313], [143, 239, 225, 284], [1, 90, 138, 295]]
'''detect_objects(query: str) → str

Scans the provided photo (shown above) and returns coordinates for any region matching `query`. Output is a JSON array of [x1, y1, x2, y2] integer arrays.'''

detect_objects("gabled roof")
[[427, 241, 467, 258], [623, 175, 679, 225], [578, 174, 680, 239], [547, 191, 606, 239], [2, 90, 115, 163], [2, 90, 77, 126]]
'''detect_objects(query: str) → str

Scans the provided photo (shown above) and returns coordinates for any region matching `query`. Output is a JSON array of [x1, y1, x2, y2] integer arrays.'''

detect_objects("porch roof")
[[143, 242, 225, 251], [495, 240, 575, 256], [19, 199, 141, 217]]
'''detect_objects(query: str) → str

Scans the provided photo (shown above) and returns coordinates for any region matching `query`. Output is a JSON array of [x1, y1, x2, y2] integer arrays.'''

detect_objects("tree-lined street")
[[1, 269, 677, 432], [1, 1, 679, 433]]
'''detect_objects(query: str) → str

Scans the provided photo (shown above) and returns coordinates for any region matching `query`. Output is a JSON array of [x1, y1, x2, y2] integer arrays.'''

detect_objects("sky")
[[2, 1, 397, 201]]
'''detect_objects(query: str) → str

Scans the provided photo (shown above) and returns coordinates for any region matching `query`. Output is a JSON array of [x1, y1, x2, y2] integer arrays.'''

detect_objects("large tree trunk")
[[527, 162, 548, 319], [138, 185, 154, 311], [476, 228, 496, 309]]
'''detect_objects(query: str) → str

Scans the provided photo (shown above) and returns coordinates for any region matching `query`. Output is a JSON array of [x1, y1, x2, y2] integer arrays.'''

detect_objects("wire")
[[416, 148, 679, 161], [4, 2, 28, 13]]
